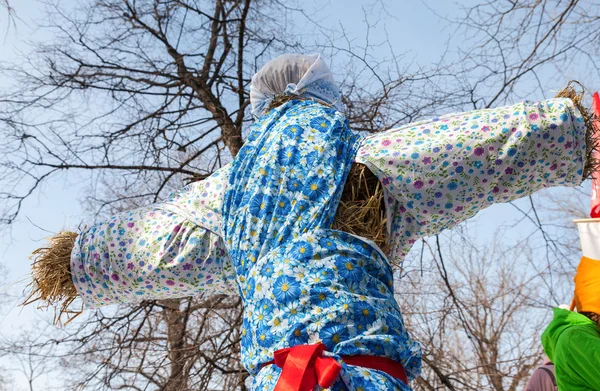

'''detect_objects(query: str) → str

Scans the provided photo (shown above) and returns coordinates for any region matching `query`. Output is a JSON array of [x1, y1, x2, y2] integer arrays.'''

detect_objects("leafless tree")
[[0, 325, 59, 391], [0, 265, 16, 390], [1, 0, 12, 14], [397, 230, 551, 391], [449, 0, 600, 107]]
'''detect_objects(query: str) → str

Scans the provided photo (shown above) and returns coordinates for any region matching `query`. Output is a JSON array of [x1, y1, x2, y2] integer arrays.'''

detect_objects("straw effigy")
[[24, 85, 599, 323]]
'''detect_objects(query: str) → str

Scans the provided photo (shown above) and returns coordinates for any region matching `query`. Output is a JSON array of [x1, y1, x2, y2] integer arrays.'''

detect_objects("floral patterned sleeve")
[[355, 98, 587, 261], [71, 166, 237, 308]]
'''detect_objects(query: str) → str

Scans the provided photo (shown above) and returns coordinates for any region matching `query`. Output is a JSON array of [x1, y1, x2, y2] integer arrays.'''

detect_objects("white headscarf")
[[250, 53, 342, 118]]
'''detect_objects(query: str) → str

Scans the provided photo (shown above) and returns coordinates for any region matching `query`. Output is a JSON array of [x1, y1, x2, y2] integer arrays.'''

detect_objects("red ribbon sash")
[[266, 342, 408, 391], [271, 343, 341, 391]]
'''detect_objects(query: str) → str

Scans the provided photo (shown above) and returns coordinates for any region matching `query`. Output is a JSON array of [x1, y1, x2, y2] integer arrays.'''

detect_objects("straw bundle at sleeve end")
[[554, 81, 600, 180], [23, 230, 82, 325]]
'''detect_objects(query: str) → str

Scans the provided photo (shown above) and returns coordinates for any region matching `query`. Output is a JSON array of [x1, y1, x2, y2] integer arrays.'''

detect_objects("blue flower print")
[[310, 287, 337, 308], [306, 269, 334, 286], [306, 150, 320, 166], [241, 318, 253, 346], [274, 196, 292, 217], [310, 116, 332, 133], [294, 200, 311, 215], [319, 322, 349, 349], [347, 236, 372, 256], [288, 323, 310, 345], [319, 237, 337, 250], [290, 241, 313, 259], [273, 275, 301, 303], [303, 177, 328, 200], [283, 124, 304, 139], [335, 256, 363, 282], [249, 193, 273, 217], [287, 178, 302, 192], [256, 325, 274, 347], [366, 279, 390, 299], [278, 145, 300, 166], [317, 268, 335, 283], [259, 262, 275, 279], [385, 314, 403, 335], [255, 299, 274, 325], [363, 339, 386, 356], [353, 301, 377, 326], [351, 376, 377, 391], [284, 301, 305, 324], [256, 166, 274, 186], [245, 277, 256, 298]]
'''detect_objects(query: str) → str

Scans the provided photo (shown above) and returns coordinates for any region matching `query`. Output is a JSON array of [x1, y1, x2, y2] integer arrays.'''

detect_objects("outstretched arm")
[[28, 166, 236, 314], [72, 204, 235, 308], [72, 165, 235, 308], [355, 98, 587, 259]]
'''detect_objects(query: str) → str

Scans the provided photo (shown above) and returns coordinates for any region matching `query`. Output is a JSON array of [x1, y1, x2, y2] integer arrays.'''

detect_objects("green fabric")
[[541, 308, 600, 390]]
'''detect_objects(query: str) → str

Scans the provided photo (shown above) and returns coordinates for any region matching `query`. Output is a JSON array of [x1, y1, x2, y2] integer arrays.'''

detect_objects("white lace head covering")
[[250, 53, 342, 118]]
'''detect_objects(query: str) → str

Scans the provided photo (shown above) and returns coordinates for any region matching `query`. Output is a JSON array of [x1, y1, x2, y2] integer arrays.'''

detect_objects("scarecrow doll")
[[27, 54, 597, 391]]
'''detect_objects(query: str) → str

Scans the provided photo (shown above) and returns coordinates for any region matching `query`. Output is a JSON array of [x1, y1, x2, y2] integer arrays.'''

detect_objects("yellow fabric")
[[573, 256, 600, 314]]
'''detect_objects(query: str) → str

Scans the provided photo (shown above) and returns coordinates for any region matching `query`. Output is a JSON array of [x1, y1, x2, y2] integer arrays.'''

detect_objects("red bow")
[[271, 343, 342, 391], [266, 342, 409, 390]]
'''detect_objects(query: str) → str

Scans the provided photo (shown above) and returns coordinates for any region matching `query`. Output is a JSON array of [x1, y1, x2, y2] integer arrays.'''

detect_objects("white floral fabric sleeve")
[[159, 165, 231, 237], [355, 98, 587, 262], [71, 165, 236, 308]]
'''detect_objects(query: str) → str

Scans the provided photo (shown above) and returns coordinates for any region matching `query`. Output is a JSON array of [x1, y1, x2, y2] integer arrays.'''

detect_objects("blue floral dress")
[[222, 100, 420, 390]]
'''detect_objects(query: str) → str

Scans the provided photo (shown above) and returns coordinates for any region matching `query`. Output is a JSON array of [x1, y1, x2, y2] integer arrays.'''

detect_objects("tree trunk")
[[161, 299, 189, 391]]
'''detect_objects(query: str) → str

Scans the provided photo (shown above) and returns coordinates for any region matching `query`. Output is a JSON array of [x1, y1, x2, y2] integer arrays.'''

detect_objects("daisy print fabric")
[[222, 100, 420, 390]]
